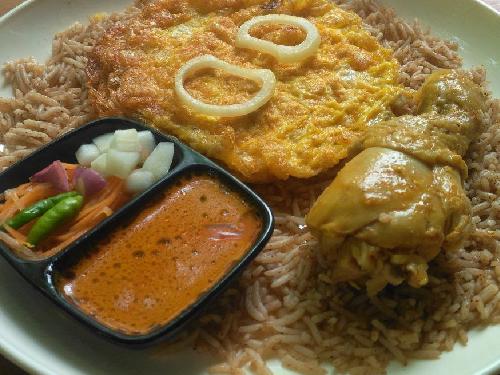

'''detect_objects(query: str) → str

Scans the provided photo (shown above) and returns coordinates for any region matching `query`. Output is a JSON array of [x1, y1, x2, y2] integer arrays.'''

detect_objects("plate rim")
[[477, 0, 500, 14], [0, 0, 36, 24]]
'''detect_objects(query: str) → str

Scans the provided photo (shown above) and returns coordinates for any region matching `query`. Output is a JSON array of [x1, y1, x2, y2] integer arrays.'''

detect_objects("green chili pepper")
[[3, 191, 79, 230], [27, 194, 84, 246]]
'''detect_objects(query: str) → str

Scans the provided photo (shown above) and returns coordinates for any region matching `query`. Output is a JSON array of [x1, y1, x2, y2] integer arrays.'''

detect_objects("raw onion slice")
[[31, 160, 70, 192], [174, 55, 276, 117], [106, 150, 141, 179], [73, 167, 107, 197], [235, 14, 321, 64], [75, 144, 100, 167]]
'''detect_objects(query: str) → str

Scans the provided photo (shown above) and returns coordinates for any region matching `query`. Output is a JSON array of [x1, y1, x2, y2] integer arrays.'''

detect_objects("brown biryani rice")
[[0, 1, 499, 374]]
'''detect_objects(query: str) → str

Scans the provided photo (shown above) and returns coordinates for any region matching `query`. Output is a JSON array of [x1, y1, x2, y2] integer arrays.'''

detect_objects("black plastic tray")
[[0, 117, 274, 346]]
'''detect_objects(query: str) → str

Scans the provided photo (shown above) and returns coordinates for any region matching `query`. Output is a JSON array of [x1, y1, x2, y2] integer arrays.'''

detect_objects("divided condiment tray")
[[0, 117, 274, 346]]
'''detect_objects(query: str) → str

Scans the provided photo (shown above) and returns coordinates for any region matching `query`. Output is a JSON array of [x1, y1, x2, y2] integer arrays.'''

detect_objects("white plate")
[[0, 1, 499, 374]]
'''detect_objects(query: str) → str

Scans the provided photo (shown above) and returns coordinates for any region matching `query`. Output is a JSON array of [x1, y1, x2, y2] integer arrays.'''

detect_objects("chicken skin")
[[306, 70, 485, 295]]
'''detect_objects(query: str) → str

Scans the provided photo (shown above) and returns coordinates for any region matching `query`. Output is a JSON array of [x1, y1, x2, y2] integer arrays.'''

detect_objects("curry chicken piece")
[[306, 70, 485, 295], [87, 0, 402, 182]]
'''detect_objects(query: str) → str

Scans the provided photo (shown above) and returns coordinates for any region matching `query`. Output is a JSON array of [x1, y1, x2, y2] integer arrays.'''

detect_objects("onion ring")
[[235, 14, 321, 64], [174, 55, 276, 117]]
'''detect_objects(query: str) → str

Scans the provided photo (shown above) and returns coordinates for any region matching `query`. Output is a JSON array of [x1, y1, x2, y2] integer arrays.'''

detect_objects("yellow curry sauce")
[[57, 173, 262, 334]]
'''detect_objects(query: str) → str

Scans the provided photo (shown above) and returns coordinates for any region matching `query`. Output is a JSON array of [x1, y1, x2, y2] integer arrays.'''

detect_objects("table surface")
[[0, 0, 499, 374]]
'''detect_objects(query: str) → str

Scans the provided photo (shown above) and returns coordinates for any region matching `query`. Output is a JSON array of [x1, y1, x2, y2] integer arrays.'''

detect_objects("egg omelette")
[[87, 0, 403, 182]]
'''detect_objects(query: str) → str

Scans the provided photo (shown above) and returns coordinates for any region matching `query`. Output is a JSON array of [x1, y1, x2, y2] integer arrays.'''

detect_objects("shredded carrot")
[[47, 229, 88, 257], [56, 207, 113, 242], [4, 225, 27, 244], [0, 183, 54, 222], [54, 181, 127, 244], [0, 163, 130, 255], [75, 177, 121, 220], [0, 201, 15, 222], [9, 183, 31, 196], [63, 163, 79, 181], [102, 206, 113, 216], [61, 163, 78, 170], [6, 190, 23, 211], [17, 184, 55, 208]]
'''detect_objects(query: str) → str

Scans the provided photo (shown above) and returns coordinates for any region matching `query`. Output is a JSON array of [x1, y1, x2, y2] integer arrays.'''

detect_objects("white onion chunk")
[[143, 142, 174, 181], [75, 144, 100, 167], [126, 169, 155, 194], [138, 131, 156, 162], [93, 133, 114, 152], [90, 153, 109, 177]]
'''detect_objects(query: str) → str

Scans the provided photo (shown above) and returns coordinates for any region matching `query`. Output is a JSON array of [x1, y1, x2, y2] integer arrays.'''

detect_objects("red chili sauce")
[[57, 173, 262, 334]]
